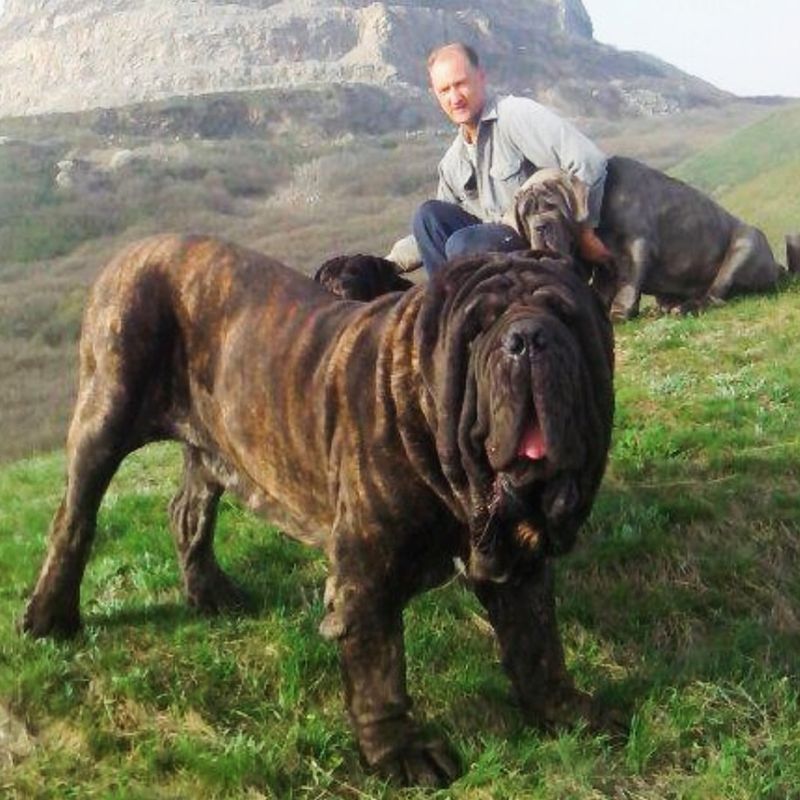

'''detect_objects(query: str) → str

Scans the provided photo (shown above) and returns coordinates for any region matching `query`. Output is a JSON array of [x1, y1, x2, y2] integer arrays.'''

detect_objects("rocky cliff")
[[0, 0, 730, 119]]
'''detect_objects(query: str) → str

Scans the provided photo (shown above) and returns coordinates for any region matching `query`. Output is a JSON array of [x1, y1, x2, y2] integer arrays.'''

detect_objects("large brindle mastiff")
[[507, 157, 784, 319], [21, 235, 614, 787]]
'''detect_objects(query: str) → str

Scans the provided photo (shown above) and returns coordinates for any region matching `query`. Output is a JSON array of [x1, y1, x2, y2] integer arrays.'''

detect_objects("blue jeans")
[[412, 199, 529, 276]]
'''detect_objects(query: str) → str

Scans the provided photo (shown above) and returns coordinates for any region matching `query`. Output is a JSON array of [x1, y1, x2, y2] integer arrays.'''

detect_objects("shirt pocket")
[[454, 161, 478, 202], [490, 155, 525, 183]]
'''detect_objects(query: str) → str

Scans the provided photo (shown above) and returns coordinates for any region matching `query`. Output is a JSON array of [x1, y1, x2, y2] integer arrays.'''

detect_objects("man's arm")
[[501, 97, 607, 227], [576, 225, 613, 264]]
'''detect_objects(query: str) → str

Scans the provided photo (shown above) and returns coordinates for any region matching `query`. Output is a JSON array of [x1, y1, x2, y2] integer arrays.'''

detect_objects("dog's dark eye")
[[539, 291, 576, 323]]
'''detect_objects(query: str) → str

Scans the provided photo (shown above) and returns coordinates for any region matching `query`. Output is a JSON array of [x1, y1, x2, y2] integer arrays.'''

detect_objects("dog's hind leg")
[[21, 260, 180, 638], [168, 446, 248, 614], [702, 227, 778, 308], [20, 371, 144, 638]]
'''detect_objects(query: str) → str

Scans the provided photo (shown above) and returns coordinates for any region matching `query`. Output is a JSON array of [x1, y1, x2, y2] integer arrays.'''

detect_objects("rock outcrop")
[[0, 0, 730, 119]]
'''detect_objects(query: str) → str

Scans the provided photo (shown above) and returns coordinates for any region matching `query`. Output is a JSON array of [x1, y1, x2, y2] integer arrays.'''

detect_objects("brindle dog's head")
[[510, 168, 590, 256], [417, 252, 614, 583], [314, 254, 413, 301]]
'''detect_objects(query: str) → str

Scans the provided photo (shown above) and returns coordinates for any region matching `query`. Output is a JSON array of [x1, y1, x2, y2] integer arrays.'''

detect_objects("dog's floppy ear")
[[565, 173, 590, 225], [514, 195, 533, 241]]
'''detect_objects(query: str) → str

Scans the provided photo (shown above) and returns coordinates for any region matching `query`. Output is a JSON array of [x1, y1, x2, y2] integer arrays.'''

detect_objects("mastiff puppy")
[[313, 253, 413, 300], [507, 157, 784, 319], [21, 235, 614, 787]]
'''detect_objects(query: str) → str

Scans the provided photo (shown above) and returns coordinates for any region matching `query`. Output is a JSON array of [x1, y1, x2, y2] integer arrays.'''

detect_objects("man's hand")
[[577, 226, 613, 264]]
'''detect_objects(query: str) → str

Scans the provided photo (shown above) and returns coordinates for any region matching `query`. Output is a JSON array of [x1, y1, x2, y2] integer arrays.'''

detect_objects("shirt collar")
[[458, 94, 499, 145], [480, 94, 499, 123]]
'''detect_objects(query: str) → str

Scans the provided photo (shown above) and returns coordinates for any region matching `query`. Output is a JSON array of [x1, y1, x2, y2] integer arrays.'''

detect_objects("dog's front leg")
[[326, 576, 460, 787], [610, 237, 651, 320], [474, 558, 593, 729]]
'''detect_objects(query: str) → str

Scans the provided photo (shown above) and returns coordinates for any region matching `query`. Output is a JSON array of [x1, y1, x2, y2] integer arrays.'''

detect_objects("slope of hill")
[[670, 104, 800, 251], [0, 0, 731, 119]]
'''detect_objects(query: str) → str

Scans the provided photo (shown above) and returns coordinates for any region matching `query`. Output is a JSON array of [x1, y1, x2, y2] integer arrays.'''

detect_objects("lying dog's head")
[[508, 168, 590, 255], [507, 169, 617, 303], [314, 254, 413, 301], [417, 251, 614, 583]]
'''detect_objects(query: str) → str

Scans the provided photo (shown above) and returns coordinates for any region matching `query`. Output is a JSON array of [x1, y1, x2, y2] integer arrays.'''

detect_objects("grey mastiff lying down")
[[21, 235, 615, 787], [507, 156, 784, 319]]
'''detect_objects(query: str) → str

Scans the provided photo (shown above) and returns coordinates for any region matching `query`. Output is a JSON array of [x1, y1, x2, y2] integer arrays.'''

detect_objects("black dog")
[[313, 253, 413, 300]]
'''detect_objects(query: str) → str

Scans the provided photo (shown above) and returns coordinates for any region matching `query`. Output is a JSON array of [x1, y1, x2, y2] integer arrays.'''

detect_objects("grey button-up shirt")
[[437, 94, 607, 226]]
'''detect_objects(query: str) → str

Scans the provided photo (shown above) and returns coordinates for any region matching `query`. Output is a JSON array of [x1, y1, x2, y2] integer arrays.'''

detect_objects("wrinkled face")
[[428, 48, 487, 132], [419, 256, 613, 585], [422, 257, 614, 585], [518, 205, 574, 255], [514, 178, 583, 256], [470, 301, 586, 580]]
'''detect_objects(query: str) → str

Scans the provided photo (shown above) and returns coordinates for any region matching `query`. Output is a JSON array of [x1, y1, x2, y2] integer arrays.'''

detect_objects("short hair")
[[427, 42, 480, 72]]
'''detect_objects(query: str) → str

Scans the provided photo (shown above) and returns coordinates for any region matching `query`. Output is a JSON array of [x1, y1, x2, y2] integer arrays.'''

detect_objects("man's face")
[[429, 49, 487, 131]]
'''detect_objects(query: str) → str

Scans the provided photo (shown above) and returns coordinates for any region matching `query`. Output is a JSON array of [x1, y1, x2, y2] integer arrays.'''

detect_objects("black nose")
[[506, 331, 526, 355], [504, 322, 548, 355]]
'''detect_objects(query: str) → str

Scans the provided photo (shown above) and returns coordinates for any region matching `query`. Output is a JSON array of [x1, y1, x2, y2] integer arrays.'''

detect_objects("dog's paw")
[[186, 566, 250, 615], [527, 685, 628, 739], [376, 738, 462, 788], [536, 685, 595, 730], [19, 594, 81, 639]]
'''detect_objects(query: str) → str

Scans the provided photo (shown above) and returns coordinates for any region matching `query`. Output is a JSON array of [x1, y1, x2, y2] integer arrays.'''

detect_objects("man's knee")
[[444, 226, 478, 260], [412, 200, 459, 237], [445, 223, 528, 261], [413, 200, 479, 276]]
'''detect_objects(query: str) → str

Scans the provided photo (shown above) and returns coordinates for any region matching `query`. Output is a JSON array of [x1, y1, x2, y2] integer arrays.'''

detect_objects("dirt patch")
[[0, 703, 34, 766]]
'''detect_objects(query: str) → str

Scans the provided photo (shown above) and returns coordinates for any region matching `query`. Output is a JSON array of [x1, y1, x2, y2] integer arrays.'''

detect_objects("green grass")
[[1, 282, 799, 798], [670, 103, 800, 254]]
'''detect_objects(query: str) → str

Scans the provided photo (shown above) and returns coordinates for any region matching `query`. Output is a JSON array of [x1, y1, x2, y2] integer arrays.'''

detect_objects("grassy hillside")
[[1, 281, 799, 798], [670, 103, 800, 254], [1, 94, 800, 797]]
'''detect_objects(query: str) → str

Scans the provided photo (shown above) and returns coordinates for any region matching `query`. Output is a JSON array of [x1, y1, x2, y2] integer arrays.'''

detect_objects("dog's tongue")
[[518, 421, 546, 461]]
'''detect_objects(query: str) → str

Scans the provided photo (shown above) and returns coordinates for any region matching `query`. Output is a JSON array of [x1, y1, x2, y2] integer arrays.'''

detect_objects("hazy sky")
[[582, 0, 800, 98]]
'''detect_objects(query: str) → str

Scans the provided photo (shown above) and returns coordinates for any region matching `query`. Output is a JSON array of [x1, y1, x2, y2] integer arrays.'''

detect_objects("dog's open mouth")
[[517, 418, 546, 461], [501, 414, 552, 489], [485, 399, 550, 474], [484, 419, 555, 568]]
